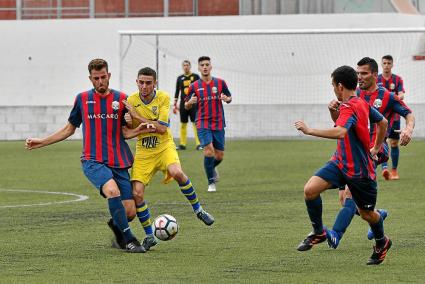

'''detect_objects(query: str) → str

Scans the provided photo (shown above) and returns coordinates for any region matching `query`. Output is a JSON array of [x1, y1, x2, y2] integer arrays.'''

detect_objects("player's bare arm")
[[294, 120, 347, 139], [399, 113, 415, 146], [370, 117, 388, 158], [185, 96, 197, 110], [397, 91, 405, 100], [122, 123, 156, 139], [25, 122, 76, 150]]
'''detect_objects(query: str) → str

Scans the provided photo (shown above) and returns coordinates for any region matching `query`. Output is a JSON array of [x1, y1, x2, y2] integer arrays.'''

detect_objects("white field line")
[[0, 189, 89, 208]]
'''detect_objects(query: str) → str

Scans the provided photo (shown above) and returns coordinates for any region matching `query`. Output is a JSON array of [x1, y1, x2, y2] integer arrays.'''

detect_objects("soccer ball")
[[154, 214, 179, 241]]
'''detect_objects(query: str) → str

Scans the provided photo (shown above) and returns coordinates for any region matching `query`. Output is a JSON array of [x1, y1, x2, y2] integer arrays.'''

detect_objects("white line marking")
[[0, 189, 89, 208]]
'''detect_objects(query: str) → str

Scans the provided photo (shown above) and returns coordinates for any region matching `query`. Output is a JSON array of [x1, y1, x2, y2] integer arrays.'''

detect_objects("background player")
[[185, 56, 232, 192], [295, 65, 391, 265], [325, 57, 415, 249], [378, 55, 406, 180], [123, 67, 215, 251], [25, 59, 148, 253], [174, 60, 202, 150]]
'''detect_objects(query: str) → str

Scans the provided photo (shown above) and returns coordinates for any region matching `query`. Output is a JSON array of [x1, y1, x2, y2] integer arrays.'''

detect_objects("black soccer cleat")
[[125, 239, 146, 253], [297, 231, 327, 251], [196, 209, 215, 226], [367, 237, 392, 265], [107, 218, 126, 249], [142, 235, 158, 251]]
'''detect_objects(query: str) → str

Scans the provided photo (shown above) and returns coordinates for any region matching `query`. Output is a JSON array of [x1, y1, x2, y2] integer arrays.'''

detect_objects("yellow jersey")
[[127, 90, 175, 157]]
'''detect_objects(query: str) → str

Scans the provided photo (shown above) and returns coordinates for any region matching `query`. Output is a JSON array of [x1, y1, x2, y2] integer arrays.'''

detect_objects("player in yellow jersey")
[[123, 67, 214, 251]]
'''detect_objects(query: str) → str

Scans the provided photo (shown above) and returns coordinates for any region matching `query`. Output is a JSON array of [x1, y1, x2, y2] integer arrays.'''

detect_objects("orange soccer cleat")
[[390, 169, 399, 180], [382, 169, 391, 180]]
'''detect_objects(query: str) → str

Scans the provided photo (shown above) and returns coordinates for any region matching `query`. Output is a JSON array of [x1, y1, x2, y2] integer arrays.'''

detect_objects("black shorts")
[[179, 102, 197, 123], [346, 178, 377, 211]]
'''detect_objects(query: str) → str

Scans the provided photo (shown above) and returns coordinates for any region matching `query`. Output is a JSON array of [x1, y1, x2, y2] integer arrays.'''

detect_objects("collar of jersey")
[[140, 90, 156, 105]]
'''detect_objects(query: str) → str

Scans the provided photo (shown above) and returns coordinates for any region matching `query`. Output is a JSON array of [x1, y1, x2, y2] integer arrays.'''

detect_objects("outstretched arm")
[[294, 120, 347, 139], [25, 122, 76, 150]]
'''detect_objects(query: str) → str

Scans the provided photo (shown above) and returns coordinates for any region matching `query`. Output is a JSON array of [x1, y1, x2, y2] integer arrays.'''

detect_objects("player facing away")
[[25, 59, 151, 253], [378, 55, 406, 180], [173, 60, 202, 150], [325, 57, 415, 249], [123, 67, 215, 250], [295, 65, 392, 265], [185, 56, 232, 192]]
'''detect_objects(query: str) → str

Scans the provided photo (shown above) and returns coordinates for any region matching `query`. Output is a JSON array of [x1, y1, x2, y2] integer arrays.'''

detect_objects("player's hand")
[[122, 100, 138, 117], [188, 96, 197, 105], [135, 122, 156, 133], [370, 147, 380, 161], [399, 127, 413, 146], [294, 120, 310, 135], [220, 93, 232, 103], [328, 99, 341, 112], [172, 103, 179, 114], [25, 138, 43, 150], [124, 113, 132, 125]]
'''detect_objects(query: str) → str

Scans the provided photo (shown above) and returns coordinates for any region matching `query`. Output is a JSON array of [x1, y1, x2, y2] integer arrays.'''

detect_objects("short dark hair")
[[182, 60, 191, 65], [331, 65, 358, 91], [198, 56, 211, 63], [88, 58, 108, 73], [382, 54, 393, 62], [357, 57, 378, 74], [137, 67, 157, 81]]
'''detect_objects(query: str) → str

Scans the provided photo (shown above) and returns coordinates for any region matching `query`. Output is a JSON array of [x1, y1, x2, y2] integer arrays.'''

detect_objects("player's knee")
[[303, 184, 318, 200], [358, 210, 374, 223], [102, 187, 120, 198], [132, 188, 144, 201], [215, 152, 224, 161], [390, 140, 398, 147]]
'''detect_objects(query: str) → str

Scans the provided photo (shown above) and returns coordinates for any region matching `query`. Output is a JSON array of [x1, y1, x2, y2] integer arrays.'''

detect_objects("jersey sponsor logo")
[[373, 99, 382, 108], [111, 100, 120, 110], [390, 83, 395, 90], [141, 136, 159, 149], [87, 113, 119, 119], [86, 100, 96, 104], [200, 95, 219, 101]]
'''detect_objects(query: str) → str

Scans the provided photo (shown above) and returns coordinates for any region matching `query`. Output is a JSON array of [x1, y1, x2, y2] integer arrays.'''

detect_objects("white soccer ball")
[[154, 214, 179, 241]]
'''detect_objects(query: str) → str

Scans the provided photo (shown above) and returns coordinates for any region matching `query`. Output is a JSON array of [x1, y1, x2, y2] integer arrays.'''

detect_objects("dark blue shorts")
[[315, 161, 377, 210], [388, 119, 400, 140], [81, 160, 133, 200], [197, 128, 225, 151]]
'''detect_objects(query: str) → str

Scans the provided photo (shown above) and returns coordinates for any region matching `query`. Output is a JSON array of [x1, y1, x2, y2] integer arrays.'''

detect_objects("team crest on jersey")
[[212, 86, 218, 94], [373, 99, 382, 108], [390, 83, 395, 90], [152, 106, 158, 115], [112, 101, 120, 110]]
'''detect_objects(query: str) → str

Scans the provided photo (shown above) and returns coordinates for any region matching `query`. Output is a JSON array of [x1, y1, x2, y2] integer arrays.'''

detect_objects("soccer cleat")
[[107, 218, 126, 249], [125, 239, 146, 253], [325, 228, 341, 249], [142, 235, 158, 251], [207, 183, 216, 192], [297, 231, 327, 251], [382, 169, 391, 180], [196, 145, 204, 150], [390, 169, 399, 180], [196, 209, 215, 226], [367, 209, 388, 240], [176, 145, 186, 150], [367, 237, 392, 265]]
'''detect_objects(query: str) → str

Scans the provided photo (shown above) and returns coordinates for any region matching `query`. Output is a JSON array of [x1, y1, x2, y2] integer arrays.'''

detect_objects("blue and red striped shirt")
[[186, 77, 231, 130], [356, 86, 411, 142], [68, 89, 133, 168], [378, 73, 405, 122], [331, 96, 383, 180]]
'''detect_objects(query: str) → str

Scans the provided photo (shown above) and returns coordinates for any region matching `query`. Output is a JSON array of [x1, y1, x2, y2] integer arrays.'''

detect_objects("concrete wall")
[[1, 13, 424, 140]]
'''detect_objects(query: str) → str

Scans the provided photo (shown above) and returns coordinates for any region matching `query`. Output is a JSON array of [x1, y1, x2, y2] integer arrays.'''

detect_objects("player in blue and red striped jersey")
[[378, 55, 406, 180], [295, 65, 392, 265], [185, 56, 232, 192], [25, 59, 150, 253], [325, 57, 415, 250]]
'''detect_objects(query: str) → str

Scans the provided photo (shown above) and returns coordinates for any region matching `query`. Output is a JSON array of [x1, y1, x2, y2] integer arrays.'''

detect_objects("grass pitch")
[[0, 139, 424, 283]]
